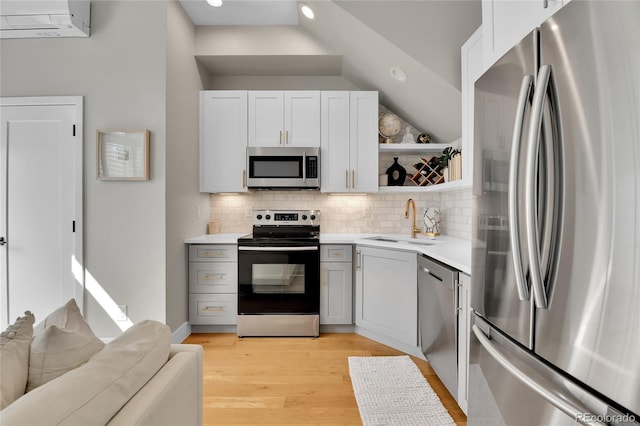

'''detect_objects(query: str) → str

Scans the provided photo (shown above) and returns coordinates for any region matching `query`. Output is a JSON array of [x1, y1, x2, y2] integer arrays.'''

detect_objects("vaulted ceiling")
[[178, 0, 482, 143]]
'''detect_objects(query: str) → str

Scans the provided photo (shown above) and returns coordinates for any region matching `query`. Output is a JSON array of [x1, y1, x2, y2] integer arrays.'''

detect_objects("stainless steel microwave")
[[246, 147, 320, 189]]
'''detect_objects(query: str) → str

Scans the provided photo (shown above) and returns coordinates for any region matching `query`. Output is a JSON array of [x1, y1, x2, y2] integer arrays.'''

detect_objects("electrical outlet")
[[195, 204, 201, 219], [362, 208, 371, 219], [245, 207, 253, 218], [116, 305, 127, 322]]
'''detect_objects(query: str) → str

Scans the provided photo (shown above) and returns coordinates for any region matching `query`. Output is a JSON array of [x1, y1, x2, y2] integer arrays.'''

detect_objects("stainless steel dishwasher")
[[418, 254, 459, 400]]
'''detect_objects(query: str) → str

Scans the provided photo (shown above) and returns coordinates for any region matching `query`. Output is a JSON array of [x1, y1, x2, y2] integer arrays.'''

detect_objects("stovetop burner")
[[239, 210, 320, 244]]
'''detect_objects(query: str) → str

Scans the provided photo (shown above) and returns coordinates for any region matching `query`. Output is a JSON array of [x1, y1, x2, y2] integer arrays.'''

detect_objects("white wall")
[[165, 0, 210, 332], [0, 1, 168, 338]]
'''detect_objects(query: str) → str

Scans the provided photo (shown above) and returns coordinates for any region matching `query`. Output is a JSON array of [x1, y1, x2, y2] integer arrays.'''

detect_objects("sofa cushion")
[[27, 324, 105, 392], [27, 298, 104, 392], [0, 320, 171, 426], [0, 311, 35, 409]]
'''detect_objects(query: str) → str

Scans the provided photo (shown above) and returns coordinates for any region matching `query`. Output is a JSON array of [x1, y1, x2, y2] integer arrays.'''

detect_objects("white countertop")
[[185, 232, 471, 275], [321, 233, 470, 274], [184, 233, 247, 244]]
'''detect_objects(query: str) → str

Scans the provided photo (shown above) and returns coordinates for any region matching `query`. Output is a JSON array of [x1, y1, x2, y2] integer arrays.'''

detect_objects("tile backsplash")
[[210, 188, 472, 240]]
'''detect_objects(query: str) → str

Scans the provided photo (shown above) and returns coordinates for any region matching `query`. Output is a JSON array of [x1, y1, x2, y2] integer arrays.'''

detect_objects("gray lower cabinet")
[[319, 245, 353, 325], [354, 246, 417, 346], [188, 244, 237, 325]]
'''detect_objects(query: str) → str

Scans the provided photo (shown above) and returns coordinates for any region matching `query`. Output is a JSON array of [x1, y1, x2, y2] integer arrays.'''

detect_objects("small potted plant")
[[437, 147, 460, 182]]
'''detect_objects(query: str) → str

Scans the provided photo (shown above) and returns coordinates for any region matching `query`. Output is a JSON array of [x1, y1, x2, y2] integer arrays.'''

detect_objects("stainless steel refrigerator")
[[470, 1, 639, 425]]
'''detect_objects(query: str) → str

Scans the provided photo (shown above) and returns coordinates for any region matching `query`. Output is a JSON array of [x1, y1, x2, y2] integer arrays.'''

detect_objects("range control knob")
[[302, 215, 308, 220], [265, 214, 271, 220], [256, 214, 263, 220], [310, 215, 316, 221]]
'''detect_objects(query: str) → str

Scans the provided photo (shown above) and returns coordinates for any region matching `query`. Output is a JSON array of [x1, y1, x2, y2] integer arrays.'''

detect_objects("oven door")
[[238, 244, 320, 314]]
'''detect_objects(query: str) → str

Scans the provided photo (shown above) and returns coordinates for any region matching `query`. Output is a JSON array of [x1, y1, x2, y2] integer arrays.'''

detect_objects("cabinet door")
[[284, 91, 320, 147], [320, 91, 351, 193], [461, 28, 483, 188], [482, 0, 563, 68], [189, 293, 237, 325], [349, 92, 379, 193], [248, 91, 284, 147], [320, 261, 353, 325], [200, 91, 247, 193], [189, 262, 238, 294], [355, 246, 417, 346]]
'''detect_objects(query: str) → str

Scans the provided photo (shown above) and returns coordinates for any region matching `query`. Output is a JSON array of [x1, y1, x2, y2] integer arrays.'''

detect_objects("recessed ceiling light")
[[300, 3, 316, 21], [207, 0, 223, 7], [390, 67, 408, 83]]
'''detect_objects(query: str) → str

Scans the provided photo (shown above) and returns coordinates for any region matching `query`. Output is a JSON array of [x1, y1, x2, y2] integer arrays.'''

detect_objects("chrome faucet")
[[404, 198, 421, 238]]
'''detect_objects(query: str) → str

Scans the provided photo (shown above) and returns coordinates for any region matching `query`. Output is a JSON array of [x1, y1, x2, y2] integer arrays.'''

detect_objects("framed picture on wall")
[[97, 129, 150, 180]]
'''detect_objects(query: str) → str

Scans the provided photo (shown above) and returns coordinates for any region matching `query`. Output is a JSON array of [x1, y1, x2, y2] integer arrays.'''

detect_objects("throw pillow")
[[33, 298, 93, 335], [27, 298, 104, 392], [0, 311, 35, 409], [0, 320, 171, 426], [26, 324, 104, 392]]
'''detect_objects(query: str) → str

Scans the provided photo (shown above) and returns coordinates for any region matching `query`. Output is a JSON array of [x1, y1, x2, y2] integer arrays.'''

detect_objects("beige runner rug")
[[348, 355, 456, 426]]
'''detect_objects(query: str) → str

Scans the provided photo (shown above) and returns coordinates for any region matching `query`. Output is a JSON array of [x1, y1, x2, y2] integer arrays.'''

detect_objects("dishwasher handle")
[[418, 265, 443, 282]]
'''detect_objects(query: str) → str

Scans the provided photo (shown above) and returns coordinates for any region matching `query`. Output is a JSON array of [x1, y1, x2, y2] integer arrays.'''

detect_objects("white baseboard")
[[172, 321, 192, 344]]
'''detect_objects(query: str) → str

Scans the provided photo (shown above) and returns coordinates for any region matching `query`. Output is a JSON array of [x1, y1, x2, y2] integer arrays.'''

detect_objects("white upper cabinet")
[[349, 91, 379, 193], [482, 0, 564, 69], [321, 91, 378, 193], [200, 91, 248, 193], [461, 27, 483, 191], [320, 91, 351, 192], [248, 91, 320, 147]]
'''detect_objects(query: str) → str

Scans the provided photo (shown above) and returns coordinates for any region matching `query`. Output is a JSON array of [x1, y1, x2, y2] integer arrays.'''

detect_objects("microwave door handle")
[[302, 151, 307, 183]]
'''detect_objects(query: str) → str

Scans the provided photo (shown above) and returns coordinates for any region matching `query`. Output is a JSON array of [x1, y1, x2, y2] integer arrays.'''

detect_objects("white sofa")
[[0, 302, 203, 426], [106, 343, 203, 426]]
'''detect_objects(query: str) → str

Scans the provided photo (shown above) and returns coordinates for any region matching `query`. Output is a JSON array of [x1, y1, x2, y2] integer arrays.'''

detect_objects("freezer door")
[[533, 1, 640, 416], [468, 315, 612, 426], [472, 29, 536, 348]]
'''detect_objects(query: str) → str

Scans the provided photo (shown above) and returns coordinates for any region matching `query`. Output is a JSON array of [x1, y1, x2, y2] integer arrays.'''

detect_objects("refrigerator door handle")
[[525, 64, 564, 309], [509, 75, 535, 302], [472, 325, 607, 426]]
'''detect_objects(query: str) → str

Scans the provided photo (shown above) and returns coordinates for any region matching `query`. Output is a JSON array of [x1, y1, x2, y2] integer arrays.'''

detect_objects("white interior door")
[[0, 97, 83, 329]]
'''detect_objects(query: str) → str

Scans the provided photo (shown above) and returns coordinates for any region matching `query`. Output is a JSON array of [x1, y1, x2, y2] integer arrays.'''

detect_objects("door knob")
[[0, 237, 6, 246]]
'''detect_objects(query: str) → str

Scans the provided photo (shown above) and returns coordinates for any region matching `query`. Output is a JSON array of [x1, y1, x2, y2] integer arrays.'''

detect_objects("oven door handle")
[[238, 246, 319, 252]]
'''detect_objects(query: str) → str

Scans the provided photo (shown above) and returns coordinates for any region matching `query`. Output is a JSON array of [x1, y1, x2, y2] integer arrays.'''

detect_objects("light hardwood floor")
[[183, 333, 467, 425]]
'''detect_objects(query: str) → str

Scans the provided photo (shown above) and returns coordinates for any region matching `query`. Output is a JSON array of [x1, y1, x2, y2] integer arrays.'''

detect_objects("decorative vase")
[[385, 157, 406, 186], [423, 208, 441, 237]]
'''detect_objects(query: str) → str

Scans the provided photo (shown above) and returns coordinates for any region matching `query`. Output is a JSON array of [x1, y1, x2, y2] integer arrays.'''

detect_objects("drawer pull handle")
[[201, 251, 225, 258], [203, 274, 226, 280], [203, 306, 225, 312]]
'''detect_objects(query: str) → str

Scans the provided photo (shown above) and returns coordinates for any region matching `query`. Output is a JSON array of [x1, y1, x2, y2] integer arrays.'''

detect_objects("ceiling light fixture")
[[390, 67, 408, 83], [207, 0, 223, 7], [300, 3, 316, 21]]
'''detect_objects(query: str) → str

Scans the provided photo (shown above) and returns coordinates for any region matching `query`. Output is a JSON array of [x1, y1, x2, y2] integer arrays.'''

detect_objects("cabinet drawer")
[[320, 245, 352, 262], [189, 262, 237, 293], [189, 293, 237, 325], [189, 245, 237, 262]]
